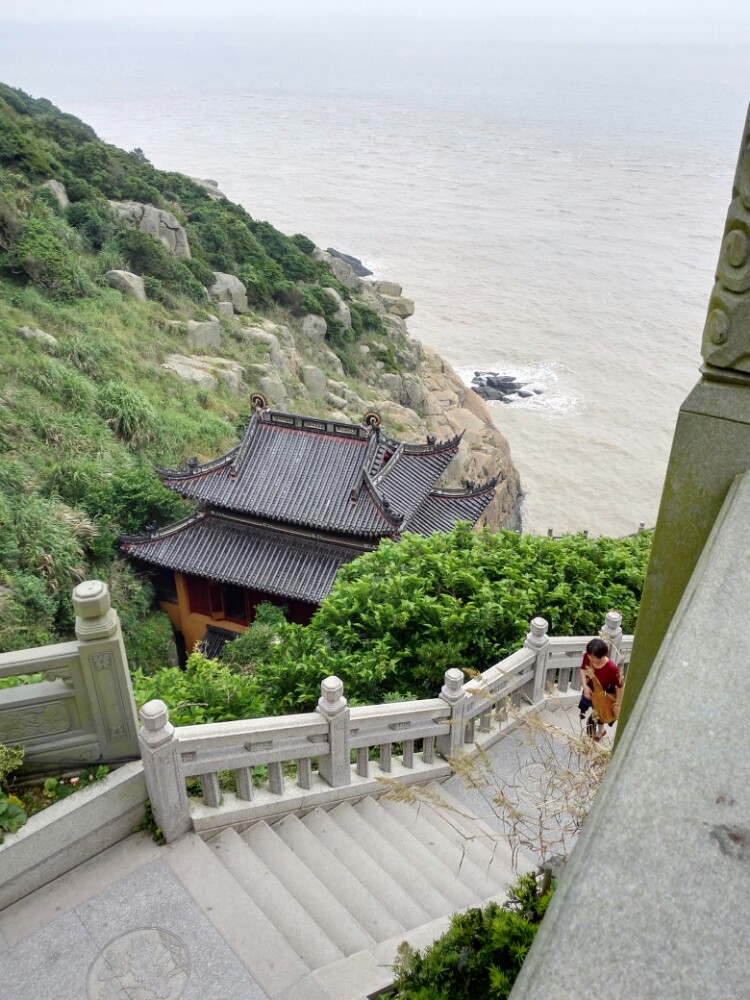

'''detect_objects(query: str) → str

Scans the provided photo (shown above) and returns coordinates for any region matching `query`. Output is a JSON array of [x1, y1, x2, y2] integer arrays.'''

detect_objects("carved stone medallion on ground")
[[87, 927, 190, 1000]]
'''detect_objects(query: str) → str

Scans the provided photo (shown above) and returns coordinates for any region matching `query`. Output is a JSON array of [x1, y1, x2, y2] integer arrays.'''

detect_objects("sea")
[[2, 13, 749, 536]]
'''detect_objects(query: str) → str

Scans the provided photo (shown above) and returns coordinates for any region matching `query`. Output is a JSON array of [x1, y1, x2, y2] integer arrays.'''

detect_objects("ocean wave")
[[456, 360, 580, 416]]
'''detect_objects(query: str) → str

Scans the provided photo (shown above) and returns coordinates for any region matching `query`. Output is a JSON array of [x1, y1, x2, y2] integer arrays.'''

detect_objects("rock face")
[[43, 179, 69, 210], [326, 248, 373, 277], [162, 355, 246, 393], [17, 325, 57, 347], [188, 177, 226, 200], [186, 318, 221, 350], [322, 287, 352, 329], [109, 201, 191, 257], [208, 272, 248, 314], [106, 269, 147, 301]]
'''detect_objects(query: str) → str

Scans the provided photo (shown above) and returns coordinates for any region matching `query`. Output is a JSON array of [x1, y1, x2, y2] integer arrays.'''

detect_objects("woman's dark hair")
[[586, 638, 609, 658]]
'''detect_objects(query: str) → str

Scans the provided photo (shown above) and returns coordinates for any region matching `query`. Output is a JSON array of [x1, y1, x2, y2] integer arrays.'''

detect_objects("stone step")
[[242, 820, 375, 956], [404, 787, 519, 886], [326, 801, 455, 920], [354, 796, 477, 910], [208, 827, 344, 970], [378, 797, 508, 899], [164, 832, 321, 1000], [272, 813, 403, 942], [302, 807, 431, 929], [425, 781, 536, 874]]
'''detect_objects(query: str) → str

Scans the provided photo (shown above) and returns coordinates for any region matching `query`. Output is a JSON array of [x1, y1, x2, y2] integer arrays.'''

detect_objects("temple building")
[[121, 395, 497, 656]]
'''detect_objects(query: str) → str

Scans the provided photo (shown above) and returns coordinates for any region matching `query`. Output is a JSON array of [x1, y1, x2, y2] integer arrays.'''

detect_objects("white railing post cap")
[[139, 699, 174, 745], [441, 668, 465, 701], [605, 610, 622, 629], [318, 675, 347, 715], [530, 616, 549, 637], [72, 580, 111, 618]]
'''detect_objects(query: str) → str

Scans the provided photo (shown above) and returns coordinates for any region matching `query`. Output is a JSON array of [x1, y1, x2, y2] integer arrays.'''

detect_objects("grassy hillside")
[[0, 84, 388, 663]]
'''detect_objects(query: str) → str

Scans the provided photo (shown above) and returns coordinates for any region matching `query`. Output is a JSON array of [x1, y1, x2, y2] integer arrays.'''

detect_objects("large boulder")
[[188, 177, 226, 200], [17, 325, 57, 347], [380, 293, 415, 318], [105, 269, 146, 301], [109, 201, 191, 257], [208, 272, 248, 314], [161, 354, 246, 393], [302, 365, 327, 396], [322, 287, 352, 330], [185, 317, 221, 349], [326, 248, 373, 277], [301, 314, 327, 342]]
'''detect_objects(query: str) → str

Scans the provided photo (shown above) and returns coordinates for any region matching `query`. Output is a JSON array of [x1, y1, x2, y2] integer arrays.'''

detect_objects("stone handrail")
[[140, 612, 632, 842], [0, 581, 139, 771]]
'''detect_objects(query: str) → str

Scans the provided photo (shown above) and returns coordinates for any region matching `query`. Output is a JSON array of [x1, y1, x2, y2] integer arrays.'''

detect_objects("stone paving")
[[0, 852, 268, 1000]]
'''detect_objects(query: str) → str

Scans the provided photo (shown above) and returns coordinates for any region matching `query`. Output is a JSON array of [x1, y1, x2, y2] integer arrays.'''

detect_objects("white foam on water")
[[457, 360, 580, 416]]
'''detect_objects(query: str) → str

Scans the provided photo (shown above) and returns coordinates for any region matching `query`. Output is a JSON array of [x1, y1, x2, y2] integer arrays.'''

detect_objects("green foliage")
[[350, 300, 385, 337], [0, 571, 57, 652], [115, 228, 204, 302], [6, 214, 92, 298], [248, 523, 651, 713], [222, 602, 287, 674], [132, 651, 266, 725], [290, 233, 316, 255], [42, 764, 109, 803], [96, 381, 157, 445], [134, 798, 165, 844], [0, 744, 24, 787], [387, 873, 554, 1000], [0, 745, 27, 844]]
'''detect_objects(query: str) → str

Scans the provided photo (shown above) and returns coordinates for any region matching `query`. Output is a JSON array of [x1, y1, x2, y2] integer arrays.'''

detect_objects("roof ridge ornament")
[[363, 411, 381, 429], [251, 393, 267, 413]]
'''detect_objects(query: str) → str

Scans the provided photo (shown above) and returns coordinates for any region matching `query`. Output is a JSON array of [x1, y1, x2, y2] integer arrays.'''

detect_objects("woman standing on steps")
[[578, 638, 624, 742]]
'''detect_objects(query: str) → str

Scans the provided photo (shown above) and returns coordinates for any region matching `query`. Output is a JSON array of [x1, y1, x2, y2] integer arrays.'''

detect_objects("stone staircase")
[[169, 781, 531, 1000]]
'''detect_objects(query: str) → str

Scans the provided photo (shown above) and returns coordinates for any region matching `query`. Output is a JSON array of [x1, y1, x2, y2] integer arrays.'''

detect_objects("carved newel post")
[[73, 580, 139, 760], [600, 610, 624, 667], [523, 616, 550, 704], [138, 699, 191, 842], [437, 668, 467, 757], [315, 676, 351, 787], [621, 106, 750, 735]]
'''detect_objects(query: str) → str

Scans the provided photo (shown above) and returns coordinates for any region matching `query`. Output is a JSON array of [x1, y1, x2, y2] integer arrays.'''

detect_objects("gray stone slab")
[[0, 909, 98, 1000], [0, 859, 268, 1000], [77, 859, 268, 1000]]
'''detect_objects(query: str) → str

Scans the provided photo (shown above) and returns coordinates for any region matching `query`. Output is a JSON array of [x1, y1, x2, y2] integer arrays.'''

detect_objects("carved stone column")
[[523, 616, 550, 703], [138, 699, 191, 842], [74, 580, 139, 760], [620, 105, 750, 736], [315, 676, 351, 787], [437, 667, 467, 757]]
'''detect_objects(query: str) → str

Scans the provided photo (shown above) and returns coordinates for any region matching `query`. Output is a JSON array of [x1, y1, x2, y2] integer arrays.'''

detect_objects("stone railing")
[[140, 612, 632, 841], [0, 581, 139, 773]]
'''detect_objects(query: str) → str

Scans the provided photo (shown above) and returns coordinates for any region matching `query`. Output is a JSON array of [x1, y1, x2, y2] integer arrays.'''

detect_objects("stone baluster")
[[138, 699, 191, 842], [601, 610, 624, 668], [437, 668, 468, 757], [74, 580, 139, 760], [315, 676, 351, 787], [523, 616, 550, 703]]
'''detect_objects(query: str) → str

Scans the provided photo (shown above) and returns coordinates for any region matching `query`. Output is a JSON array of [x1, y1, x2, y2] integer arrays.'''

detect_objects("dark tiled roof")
[[374, 437, 462, 522], [160, 413, 401, 539], [199, 626, 239, 660], [121, 512, 369, 603], [404, 484, 496, 536]]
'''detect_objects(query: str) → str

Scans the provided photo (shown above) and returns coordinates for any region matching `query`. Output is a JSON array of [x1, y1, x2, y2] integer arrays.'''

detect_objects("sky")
[[4, 0, 750, 46]]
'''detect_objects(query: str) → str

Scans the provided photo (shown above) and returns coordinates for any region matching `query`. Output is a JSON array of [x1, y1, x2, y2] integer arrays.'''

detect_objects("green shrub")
[[7, 215, 91, 298], [66, 199, 118, 250], [97, 381, 157, 445], [222, 602, 287, 674], [290, 233, 316, 255], [386, 873, 554, 999], [132, 650, 266, 724]]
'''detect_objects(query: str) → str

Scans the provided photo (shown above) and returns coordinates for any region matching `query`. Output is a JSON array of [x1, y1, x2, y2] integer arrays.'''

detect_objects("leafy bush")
[[132, 650, 266, 724], [222, 602, 286, 674], [386, 873, 554, 999], [97, 381, 157, 445], [290, 233, 316, 255], [7, 215, 91, 298], [245, 524, 651, 713]]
